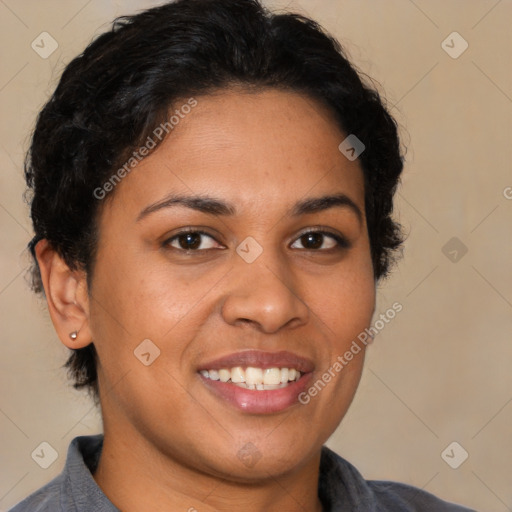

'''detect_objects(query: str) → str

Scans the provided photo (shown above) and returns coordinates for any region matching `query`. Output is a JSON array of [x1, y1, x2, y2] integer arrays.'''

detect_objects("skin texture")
[[36, 88, 376, 512]]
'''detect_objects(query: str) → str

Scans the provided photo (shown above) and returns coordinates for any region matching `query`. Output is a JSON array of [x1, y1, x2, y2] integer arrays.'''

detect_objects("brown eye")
[[176, 232, 202, 250], [164, 230, 222, 251], [290, 230, 350, 251], [300, 232, 325, 249]]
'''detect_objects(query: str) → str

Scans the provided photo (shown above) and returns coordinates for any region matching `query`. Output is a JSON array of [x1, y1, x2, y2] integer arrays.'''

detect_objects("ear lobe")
[[35, 239, 92, 349]]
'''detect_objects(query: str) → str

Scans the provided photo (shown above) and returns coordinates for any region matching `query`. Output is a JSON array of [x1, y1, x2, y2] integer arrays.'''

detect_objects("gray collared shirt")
[[9, 435, 477, 511]]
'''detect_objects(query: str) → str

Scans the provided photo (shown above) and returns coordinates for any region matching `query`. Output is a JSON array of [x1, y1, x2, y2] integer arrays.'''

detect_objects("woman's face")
[[89, 88, 375, 479]]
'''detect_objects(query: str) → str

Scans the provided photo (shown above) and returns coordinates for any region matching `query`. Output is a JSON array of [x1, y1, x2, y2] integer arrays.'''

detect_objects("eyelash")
[[162, 227, 351, 253]]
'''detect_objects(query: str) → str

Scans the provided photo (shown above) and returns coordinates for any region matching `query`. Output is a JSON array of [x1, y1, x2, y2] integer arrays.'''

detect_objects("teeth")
[[219, 369, 230, 382], [200, 366, 302, 388], [231, 366, 245, 383], [245, 367, 263, 386], [262, 383, 282, 390], [233, 382, 290, 390], [263, 368, 281, 385], [208, 369, 220, 381]]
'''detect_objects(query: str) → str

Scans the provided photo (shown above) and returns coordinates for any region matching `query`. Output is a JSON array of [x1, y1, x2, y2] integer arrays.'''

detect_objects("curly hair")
[[24, 0, 405, 401]]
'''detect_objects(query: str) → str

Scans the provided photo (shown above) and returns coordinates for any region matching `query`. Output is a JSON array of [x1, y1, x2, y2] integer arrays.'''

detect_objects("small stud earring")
[[70, 331, 78, 341]]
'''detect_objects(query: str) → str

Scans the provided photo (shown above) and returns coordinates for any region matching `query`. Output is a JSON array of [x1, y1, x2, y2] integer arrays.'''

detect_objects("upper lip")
[[197, 350, 314, 373]]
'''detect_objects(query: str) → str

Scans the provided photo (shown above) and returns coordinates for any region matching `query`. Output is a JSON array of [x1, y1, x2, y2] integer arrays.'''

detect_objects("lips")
[[197, 350, 315, 373], [197, 350, 315, 414]]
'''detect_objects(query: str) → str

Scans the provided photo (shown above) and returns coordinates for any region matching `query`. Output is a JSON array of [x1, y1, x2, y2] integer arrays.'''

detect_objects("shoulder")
[[319, 446, 478, 512], [8, 435, 117, 512], [368, 480, 478, 511], [8, 472, 66, 512]]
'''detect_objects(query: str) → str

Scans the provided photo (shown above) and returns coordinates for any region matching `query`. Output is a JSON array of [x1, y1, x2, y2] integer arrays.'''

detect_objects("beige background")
[[1, 1, 511, 510]]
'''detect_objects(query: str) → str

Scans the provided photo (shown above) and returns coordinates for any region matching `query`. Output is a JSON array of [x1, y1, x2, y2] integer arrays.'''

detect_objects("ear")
[[35, 239, 92, 349]]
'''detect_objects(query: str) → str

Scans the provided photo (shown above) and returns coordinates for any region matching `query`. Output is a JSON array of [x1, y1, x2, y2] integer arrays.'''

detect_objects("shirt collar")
[[65, 435, 376, 512], [65, 435, 118, 511], [318, 445, 377, 511]]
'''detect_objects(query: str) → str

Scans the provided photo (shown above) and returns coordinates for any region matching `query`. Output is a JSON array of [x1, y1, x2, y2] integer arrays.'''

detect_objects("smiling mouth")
[[199, 366, 302, 390], [196, 349, 314, 412]]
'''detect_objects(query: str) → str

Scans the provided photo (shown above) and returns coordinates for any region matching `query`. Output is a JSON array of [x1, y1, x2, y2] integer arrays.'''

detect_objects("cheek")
[[302, 244, 374, 417], [89, 244, 207, 335], [301, 264, 373, 434], [309, 249, 375, 347]]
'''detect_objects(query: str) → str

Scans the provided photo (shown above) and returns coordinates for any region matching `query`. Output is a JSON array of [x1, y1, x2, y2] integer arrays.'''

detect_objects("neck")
[[93, 421, 324, 512]]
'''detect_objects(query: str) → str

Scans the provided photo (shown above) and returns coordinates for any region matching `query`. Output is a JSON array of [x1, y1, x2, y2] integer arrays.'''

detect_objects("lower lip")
[[199, 373, 313, 414]]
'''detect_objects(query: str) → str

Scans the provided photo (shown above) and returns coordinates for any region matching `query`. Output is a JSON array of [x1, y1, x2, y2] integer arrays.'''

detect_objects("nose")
[[220, 252, 310, 334]]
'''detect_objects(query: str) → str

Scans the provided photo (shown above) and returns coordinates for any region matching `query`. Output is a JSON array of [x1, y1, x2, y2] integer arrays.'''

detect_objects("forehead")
[[102, 88, 365, 220]]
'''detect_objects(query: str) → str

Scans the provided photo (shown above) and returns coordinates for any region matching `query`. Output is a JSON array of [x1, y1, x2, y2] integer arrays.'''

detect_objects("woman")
[[11, 0, 476, 510]]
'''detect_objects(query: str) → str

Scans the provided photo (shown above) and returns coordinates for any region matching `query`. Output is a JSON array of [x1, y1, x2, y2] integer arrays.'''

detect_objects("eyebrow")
[[136, 192, 363, 224]]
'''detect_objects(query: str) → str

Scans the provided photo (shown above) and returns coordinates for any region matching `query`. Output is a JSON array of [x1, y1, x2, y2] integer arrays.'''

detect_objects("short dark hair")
[[24, 0, 405, 401]]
